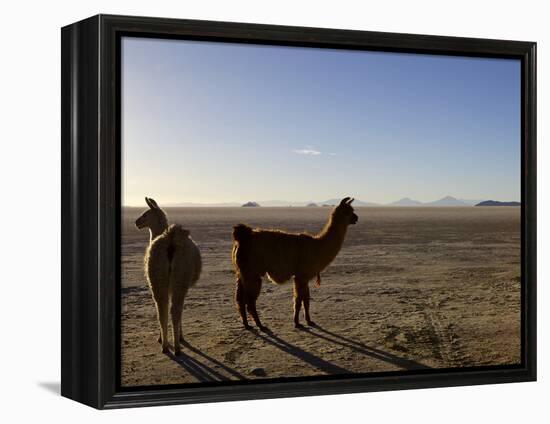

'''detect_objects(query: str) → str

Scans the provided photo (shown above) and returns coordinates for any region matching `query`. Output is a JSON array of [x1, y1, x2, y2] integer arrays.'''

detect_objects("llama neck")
[[148, 217, 168, 244], [315, 214, 349, 265]]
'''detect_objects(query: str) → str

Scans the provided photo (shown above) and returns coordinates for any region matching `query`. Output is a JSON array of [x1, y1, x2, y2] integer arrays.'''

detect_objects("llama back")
[[232, 223, 303, 284], [165, 224, 202, 289], [144, 231, 173, 290]]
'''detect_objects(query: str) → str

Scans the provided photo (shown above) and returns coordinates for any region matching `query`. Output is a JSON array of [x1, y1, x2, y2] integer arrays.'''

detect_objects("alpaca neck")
[[148, 218, 168, 244]]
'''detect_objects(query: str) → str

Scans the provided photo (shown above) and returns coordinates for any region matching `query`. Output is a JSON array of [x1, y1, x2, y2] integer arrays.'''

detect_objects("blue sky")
[[122, 37, 520, 206]]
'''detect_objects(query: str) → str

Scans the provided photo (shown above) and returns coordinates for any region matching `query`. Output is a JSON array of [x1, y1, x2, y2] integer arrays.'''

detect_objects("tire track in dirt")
[[423, 297, 466, 367]]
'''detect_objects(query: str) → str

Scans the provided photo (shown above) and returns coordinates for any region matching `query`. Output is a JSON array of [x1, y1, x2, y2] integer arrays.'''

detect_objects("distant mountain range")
[[475, 200, 521, 207], [168, 201, 241, 207], [390, 197, 424, 206], [317, 198, 380, 207], [165, 196, 519, 208], [390, 196, 485, 207], [426, 196, 470, 206], [242, 201, 261, 207]]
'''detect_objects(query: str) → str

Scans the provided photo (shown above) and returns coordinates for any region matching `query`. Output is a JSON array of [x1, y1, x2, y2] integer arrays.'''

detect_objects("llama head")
[[135, 197, 168, 237], [333, 197, 358, 225]]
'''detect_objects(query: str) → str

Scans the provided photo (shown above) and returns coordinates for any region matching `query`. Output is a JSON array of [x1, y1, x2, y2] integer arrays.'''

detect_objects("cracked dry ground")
[[120, 207, 520, 387]]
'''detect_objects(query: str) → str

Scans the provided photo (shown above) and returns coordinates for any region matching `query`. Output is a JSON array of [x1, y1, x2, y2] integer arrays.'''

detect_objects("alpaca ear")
[[347, 198, 355, 205], [339, 197, 351, 206]]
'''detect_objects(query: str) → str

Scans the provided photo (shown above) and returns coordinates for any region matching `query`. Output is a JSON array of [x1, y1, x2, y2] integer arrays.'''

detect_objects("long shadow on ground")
[[302, 325, 430, 370], [167, 341, 246, 383], [181, 340, 246, 380], [253, 330, 352, 375], [168, 325, 429, 383]]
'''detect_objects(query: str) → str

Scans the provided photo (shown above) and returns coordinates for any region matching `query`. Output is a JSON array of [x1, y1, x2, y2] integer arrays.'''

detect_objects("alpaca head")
[[135, 197, 168, 238], [333, 197, 358, 225]]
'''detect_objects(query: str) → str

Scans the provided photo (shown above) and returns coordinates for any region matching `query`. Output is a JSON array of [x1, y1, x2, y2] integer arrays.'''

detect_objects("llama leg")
[[235, 278, 251, 329], [246, 277, 268, 332], [302, 284, 315, 326], [293, 279, 305, 328], [170, 289, 185, 356], [153, 289, 170, 353], [180, 317, 185, 343]]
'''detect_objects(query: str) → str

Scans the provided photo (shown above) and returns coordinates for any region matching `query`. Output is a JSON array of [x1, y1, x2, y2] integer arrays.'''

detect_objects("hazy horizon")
[[122, 37, 521, 207], [122, 195, 520, 208]]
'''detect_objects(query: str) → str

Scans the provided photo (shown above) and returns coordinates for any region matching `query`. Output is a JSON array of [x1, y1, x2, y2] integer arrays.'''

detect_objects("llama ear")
[[339, 197, 351, 206], [347, 198, 355, 205], [148, 198, 160, 209], [145, 197, 158, 209]]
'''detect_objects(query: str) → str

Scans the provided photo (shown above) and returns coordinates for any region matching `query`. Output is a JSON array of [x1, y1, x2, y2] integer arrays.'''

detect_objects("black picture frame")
[[61, 14, 537, 409]]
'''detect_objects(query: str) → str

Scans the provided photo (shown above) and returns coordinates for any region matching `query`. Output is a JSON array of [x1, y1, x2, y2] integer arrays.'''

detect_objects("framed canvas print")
[[61, 14, 536, 409]]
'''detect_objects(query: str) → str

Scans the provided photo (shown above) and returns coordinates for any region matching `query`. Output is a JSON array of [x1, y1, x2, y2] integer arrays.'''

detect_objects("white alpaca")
[[135, 197, 202, 355]]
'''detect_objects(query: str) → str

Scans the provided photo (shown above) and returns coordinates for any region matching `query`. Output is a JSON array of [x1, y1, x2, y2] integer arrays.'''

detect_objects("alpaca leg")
[[235, 278, 251, 329], [302, 285, 315, 326], [170, 289, 185, 356], [293, 279, 305, 328], [246, 277, 268, 331]]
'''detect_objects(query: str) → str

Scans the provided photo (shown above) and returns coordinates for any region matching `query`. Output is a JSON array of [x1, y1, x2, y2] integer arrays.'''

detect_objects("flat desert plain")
[[121, 206, 521, 387]]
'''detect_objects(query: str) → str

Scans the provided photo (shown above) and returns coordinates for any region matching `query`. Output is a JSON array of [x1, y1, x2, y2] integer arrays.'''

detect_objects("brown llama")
[[231, 197, 358, 330], [135, 197, 202, 355]]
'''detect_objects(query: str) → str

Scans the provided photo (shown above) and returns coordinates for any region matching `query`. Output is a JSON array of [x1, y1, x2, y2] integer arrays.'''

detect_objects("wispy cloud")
[[292, 147, 322, 156]]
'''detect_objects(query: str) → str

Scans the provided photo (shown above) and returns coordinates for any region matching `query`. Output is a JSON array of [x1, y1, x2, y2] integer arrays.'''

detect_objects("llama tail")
[[232, 224, 253, 243], [165, 224, 190, 262], [166, 224, 190, 245], [166, 224, 203, 285]]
